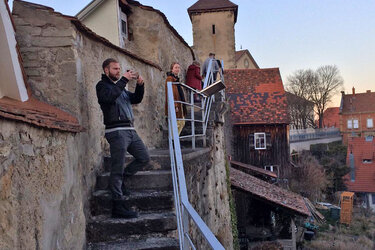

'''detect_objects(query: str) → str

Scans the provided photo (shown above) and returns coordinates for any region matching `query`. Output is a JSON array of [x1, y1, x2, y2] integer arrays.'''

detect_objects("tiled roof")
[[230, 160, 277, 179], [225, 68, 289, 124], [0, 97, 83, 132], [322, 107, 340, 128], [235, 50, 259, 69], [230, 167, 310, 216], [188, 0, 238, 22], [340, 90, 375, 114], [344, 137, 375, 193]]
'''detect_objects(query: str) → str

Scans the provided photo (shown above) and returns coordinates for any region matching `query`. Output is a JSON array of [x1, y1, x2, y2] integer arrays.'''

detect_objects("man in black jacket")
[[96, 58, 150, 218]]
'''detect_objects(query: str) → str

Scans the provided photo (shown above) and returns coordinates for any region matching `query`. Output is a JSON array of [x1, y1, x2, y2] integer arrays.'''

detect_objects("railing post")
[[191, 90, 195, 150], [182, 207, 190, 250]]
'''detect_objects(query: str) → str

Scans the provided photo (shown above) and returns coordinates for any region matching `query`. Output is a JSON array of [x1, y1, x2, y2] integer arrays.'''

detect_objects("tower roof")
[[188, 0, 238, 23]]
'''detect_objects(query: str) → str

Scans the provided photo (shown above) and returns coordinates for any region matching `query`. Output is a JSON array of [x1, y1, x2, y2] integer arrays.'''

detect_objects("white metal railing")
[[289, 128, 341, 142], [167, 59, 225, 249]]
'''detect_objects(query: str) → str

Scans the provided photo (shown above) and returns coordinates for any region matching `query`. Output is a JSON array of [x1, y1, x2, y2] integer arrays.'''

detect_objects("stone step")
[[87, 212, 177, 243], [90, 190, 174, 216], [87, 237, 179, 250], [95, 170, 173, 191]]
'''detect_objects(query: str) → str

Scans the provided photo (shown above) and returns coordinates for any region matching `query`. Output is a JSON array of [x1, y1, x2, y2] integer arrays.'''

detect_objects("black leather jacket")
[[96, 74, 144, 129]]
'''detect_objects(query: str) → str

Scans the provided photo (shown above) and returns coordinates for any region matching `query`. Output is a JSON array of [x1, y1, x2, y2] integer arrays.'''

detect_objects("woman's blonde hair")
[[170, 62, 180, 71]]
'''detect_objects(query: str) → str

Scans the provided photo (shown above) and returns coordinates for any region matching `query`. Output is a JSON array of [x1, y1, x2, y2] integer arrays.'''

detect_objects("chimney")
[[352, 87, 355, 95], [367, 90, 371, 93]]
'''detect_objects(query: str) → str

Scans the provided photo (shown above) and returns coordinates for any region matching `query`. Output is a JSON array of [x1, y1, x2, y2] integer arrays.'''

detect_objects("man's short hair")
[[102, 58, 118, 70], [209, 53, 215, 56]]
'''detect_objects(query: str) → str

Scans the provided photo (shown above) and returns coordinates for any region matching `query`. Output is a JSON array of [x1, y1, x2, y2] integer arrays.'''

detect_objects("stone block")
[[19, 144, 34, 156], [31, 37, 72, 48], [42, 27, 74, 37], [16, 25, 42, 36], [24, 68, 41, 77]]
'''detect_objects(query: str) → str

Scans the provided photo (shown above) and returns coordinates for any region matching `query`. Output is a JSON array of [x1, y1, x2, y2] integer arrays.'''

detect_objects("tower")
[[188, 0, 238, 69]]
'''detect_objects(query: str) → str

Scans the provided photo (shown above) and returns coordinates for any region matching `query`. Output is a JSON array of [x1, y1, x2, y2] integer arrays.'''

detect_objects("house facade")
[[235, 49, 259, 69], [344, 137, 375, 211], [339, 88, 375, 145], [226, 68, 290, 174]]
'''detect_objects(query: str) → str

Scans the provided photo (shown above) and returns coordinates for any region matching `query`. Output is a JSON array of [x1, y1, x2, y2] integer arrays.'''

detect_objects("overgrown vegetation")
[[287, 151, 328, 202], [225, 158, 240, 250], [304, 208, 375, 250], [310, 141, 350, 200]]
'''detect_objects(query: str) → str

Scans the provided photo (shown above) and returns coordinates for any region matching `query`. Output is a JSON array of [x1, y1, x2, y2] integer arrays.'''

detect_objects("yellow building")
[[188, 0, 238, 69], [235, 49, 259, 69], [76, 0, 130, 48]]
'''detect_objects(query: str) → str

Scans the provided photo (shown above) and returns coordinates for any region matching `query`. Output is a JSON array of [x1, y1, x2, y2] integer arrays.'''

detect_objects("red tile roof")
[[225, 68, 289, 125], [230, 167, 310, 216], [322, 107, 340, 128], [235, 50, 259, 69], [340, 90, 375, 114], [188, 0, 238, 22], [344, 137, 375, 193], [0, 97, 83, 132], [230, 160, 277, 178]]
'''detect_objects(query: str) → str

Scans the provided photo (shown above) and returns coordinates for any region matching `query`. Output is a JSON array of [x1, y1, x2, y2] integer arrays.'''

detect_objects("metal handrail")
[[167, 60, 225, 249], [167, 82, 224, 250]]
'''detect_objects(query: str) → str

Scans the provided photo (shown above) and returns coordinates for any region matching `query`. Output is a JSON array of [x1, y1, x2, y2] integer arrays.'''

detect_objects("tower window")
[[212, 25, 216, 34]]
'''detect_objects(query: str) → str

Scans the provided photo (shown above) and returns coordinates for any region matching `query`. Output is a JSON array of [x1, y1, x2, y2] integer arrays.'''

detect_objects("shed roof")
[[230, 160, 277, 179], [230, 167, 310, 216], [225, 68, 289, 125]]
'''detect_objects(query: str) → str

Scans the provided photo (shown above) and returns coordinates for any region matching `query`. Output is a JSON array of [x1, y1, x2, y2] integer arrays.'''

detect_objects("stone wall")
[[191, 11, 236, 69], [124, 4, 194, 78], [0, 1, 234, 249], [0, 120, 87, 250]]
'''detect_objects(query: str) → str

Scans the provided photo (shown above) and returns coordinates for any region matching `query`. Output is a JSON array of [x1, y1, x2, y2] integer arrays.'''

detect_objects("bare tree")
[[286, 65, 344, 128], [312, 65, 344, 128], [286, 70, 316, 129]]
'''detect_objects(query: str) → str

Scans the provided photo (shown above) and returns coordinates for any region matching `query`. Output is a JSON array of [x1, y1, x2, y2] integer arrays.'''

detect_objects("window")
[[367, 118, 373, 128], [212, 24, 216, 34], [244, 59, 249, 68], [372, 194, 375, 205], [366, 136, 374, 142], [254, 133, 266, 150], [347, 119, 352, 129], [363, 159, 372, 163], [121, 20, 127, 35], [120, 11, 128, 39], [353, 119, 359, 129]]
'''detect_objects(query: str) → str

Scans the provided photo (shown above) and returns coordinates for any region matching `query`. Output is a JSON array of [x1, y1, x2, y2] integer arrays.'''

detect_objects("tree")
[[312, 65, 344, 128], [286, 65, 344, 128]]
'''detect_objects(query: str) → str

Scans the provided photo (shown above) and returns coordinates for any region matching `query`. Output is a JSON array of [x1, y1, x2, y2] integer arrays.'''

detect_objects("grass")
[[304, 207, 375, 250]]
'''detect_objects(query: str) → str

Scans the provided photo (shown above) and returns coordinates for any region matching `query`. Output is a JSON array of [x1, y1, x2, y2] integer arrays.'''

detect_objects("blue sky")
[[9, 0, 375, 106]]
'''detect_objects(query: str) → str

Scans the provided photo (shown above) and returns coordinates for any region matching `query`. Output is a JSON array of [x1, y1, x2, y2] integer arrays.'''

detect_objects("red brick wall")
[[340, 112, 375, 145]]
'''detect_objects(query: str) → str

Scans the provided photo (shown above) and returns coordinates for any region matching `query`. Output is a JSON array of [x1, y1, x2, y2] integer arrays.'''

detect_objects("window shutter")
[[266, 133, 272, 148], [249, 134, 254, 149]]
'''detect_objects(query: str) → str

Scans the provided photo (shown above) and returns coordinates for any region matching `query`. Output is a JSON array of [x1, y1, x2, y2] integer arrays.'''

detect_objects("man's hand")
[[123, 70, 137, 80], [137, 75, 144, 85]]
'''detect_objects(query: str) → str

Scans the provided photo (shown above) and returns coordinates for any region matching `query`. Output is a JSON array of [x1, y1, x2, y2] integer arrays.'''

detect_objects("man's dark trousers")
[[105, 129, 150, 199]]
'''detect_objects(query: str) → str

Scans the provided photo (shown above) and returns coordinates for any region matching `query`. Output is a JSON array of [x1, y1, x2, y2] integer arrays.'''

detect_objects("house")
[[344, 136, 375, 211], [225, 68, 290, 174], [339, 88, 375, 145], [286, 92, 315, 129], [235, 49, 259, 69], [76, 0, 194, 70], [321, 107, 340, 128]]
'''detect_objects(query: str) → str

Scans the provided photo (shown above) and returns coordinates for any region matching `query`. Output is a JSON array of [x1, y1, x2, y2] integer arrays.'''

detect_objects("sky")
[[9, 0, 375, 107]]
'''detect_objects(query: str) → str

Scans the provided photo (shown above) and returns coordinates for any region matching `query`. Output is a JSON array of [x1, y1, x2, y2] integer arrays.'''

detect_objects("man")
[[202, 52, 220, 81], [96, 58, 150, 218]]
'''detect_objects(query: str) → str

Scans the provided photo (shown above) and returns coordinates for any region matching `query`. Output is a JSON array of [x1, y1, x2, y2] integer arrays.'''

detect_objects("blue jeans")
[[105, 129, 150, 199]]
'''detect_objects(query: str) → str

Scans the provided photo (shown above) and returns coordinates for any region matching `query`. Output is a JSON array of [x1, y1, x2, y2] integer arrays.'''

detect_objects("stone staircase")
[[86, 150, 180, 250]]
